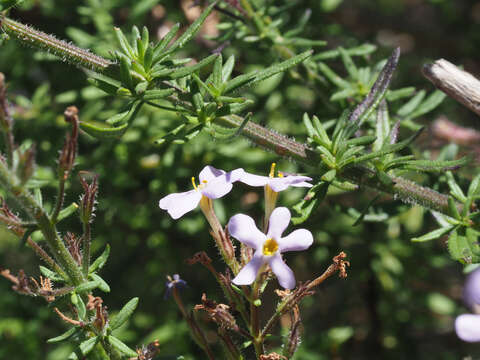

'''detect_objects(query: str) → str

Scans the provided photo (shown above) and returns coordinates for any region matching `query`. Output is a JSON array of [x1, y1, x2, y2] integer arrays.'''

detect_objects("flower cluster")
[[159, 164, 313, 289]]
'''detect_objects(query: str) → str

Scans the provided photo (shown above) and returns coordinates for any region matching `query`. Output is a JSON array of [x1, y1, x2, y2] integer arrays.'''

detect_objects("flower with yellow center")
[[159, 165, 244, 220], [228, 207, 313, 289]]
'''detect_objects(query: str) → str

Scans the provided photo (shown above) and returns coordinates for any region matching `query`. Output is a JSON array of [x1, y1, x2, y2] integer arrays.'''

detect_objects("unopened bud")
[[18, 144, 36, 184], [78, 171, 99, 224], [58, 106, 79, 180]]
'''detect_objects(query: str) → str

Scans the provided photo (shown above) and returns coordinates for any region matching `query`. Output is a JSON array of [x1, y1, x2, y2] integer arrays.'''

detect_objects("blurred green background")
[[1, 0, 480, 358]]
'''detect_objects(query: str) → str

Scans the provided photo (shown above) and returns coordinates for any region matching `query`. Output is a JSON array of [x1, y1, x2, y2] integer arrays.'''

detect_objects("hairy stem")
[[0, 160, 84, 285], [217, 115, 455, 214]]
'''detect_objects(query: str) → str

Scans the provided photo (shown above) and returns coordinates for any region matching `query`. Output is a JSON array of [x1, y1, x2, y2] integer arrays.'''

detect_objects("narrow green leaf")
[[446, 172, 467, 203], [153, 23, 180, 61], [313, 43, 377, 60], [318, 62, 350, 88], [119, 56, 134, 89], [114, 27, 134, 57], [57, 202, 78, 222], [409, 90, 446, 118], [330, 88, 356, 101], [76, 280, 100, 294], [412, 225, 455, 242], [39, 266, 64, 282], [222, 54, 235, 82], [250, 50, 312, 86], [109, 297, 139, 331], [339, 47, 358, 79], [397, 90, 425, 117], [79, 336, 98, 355], [212, 53, 222, 87], [169, 54, 218, 79], [354, 127, 423, 163], [71, 292, 86, 319], [142, 88, 175, 101], [448, 196, 461, 219], [167, 1, 216, 54], [47, 327, 77, 343], [386, 87, 415, 101], [90, 273, 110, 293], [108, 336, 138, 356], [89, 244, 110, 273], [292, 182, 329, 225], [80, 121, 129, 139]]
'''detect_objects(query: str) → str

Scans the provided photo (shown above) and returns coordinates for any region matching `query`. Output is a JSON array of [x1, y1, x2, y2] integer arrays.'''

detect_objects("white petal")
[[202, 177, 234, 199], [199, 165, 225, 182], [291, 181, 313, 188], [268, 253, 295, 289], [267, 207, 291, 240], [228, 214, 265, 249], [279, 229, 313, 252], [232, 253, 264, 286], [455, 314, 480, 342], [268, 176, 312, 192], [239, 172, 269, 187], [159, 190, 202, 219]]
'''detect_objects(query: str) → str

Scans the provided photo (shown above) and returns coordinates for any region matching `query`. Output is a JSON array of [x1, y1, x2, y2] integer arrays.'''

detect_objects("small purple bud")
[[164, 274, 187, 299]]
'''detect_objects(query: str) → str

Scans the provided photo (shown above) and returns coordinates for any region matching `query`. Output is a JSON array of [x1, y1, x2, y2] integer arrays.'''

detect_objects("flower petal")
[[201, 177, 233, 199], [268, 176, 313, 192], [279, 229, 313, 252], [268, 253, 295, 289], [201, 169, 244, 199], [267, 207, 291, 240], [290, 181, 313, 188], [464, 268, 480, 309], [455, 314, 480, 342], [199, 165, 226, 182], [159, 190, 202, 219], [239, 172, 269, 187], [228, 214, 265, 249], [232, 253, 264, 286]]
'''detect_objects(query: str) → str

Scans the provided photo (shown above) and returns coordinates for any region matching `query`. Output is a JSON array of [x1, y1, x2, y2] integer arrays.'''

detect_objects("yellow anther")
[[269, 163, 276, 178], [202, 180, 208, 184], [262, 238, 279, 256], [191, 177, 198, 190], [278, 172, 284, 178]]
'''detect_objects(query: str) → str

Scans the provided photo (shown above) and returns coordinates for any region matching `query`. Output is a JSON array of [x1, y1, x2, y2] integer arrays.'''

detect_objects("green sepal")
[[109, 297, 139, 331]]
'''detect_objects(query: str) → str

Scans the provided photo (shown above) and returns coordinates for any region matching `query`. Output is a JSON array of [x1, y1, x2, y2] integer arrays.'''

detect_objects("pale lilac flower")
[[239, 163, 312, 192], [228, 207, 313, 289], [455, 268, 480, 342], [159, 165, 244, 219]]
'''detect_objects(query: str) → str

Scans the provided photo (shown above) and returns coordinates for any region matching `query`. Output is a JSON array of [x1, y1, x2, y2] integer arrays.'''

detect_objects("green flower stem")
[[249, 268, 266, 359], [217, 115, 456, 215], [0, 160, 84, 285]]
